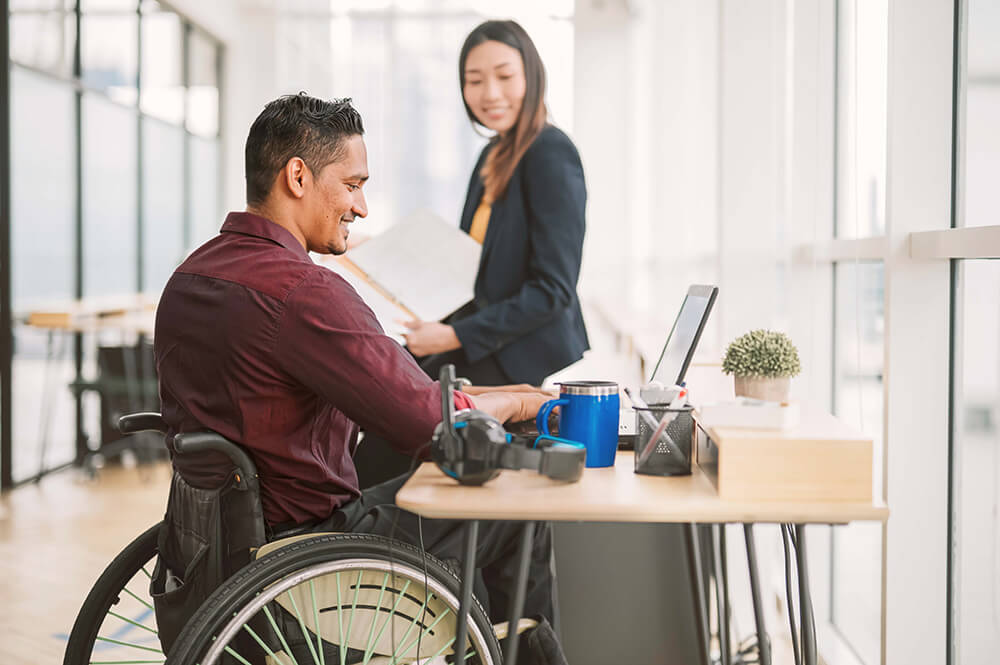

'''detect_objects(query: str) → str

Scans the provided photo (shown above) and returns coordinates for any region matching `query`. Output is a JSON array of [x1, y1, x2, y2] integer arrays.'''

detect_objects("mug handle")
[[536, 398, 569, 436]]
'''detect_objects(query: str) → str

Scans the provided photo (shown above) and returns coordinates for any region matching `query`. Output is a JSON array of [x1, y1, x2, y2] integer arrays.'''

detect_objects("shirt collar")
[[221, 211, 309, 260]]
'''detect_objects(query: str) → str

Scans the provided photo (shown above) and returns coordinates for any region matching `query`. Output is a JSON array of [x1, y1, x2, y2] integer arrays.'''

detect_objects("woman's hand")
[[402, 320, 461, 357]]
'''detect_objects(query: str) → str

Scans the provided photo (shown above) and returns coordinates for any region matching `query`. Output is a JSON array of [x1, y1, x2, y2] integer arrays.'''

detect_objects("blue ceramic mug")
[[537, 381, 620, 468]]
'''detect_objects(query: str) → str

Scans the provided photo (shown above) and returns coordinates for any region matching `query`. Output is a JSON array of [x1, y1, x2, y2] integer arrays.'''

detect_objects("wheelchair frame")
[[62, 413, 501, 665]]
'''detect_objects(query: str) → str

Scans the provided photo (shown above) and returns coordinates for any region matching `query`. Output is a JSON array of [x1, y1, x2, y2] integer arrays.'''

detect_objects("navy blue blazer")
[[450, 125, 590, 385]]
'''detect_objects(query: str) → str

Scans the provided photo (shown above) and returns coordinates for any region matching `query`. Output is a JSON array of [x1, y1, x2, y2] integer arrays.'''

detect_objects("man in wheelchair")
[[152, 93, 562, 662]]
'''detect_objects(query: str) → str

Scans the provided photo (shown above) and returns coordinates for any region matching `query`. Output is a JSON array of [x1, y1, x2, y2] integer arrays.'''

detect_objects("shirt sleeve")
[[273, 269, 453, 456], [451, 131, 587, 364]]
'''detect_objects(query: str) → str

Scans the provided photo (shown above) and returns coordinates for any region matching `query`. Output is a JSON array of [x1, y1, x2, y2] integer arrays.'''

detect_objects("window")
[[950, 2, 1000, 662], [139, 1, 184, 125], [9, 0, 75, 77], [80, 0, 138, 105], [82, 93, 138, 296], [828, 1, 888, 662], [832, 261, 884, 665], [4, 0, 223, 485], [953, 259, 1000, 664], [9, 67, 78, 481], [141, 118, 184, 295]]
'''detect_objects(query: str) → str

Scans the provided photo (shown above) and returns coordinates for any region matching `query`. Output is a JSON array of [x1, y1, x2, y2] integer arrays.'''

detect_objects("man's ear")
[[283, 157, 309, 199]]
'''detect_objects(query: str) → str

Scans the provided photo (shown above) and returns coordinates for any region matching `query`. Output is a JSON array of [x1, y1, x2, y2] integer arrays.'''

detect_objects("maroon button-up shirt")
[[154, 212, 472, 525]]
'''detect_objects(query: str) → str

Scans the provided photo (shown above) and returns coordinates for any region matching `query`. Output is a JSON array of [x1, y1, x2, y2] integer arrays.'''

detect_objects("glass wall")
[[952, 1, 1000, 662], [829, 1, 888, 662], [4, 0, 222, 484], [9, 67, 78, 481], [954, 259, 1000, 664], [832, 261, 884, 665]]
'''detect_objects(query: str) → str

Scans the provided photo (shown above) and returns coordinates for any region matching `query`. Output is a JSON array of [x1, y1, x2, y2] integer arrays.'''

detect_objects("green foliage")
[[722, 329, 801, 378]]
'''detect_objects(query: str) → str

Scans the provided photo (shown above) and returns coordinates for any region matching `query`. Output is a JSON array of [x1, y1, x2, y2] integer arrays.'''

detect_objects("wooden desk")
[[398, 451, 887, 525], [24, 294, 155, 330], [20, 298, 158, 477], [397, 452, 887, 665]]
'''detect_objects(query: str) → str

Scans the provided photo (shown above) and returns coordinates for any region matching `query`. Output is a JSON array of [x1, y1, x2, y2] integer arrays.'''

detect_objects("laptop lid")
[[648, 285, 719, 386]]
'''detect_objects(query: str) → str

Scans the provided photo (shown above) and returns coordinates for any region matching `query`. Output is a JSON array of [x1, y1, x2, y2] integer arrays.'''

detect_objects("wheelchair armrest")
[[173, 431, 258, 485], [118, 412, 168, 435]]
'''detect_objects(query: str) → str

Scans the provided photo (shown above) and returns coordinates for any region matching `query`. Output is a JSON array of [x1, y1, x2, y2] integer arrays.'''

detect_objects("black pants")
[[311, 472, 555, 626]]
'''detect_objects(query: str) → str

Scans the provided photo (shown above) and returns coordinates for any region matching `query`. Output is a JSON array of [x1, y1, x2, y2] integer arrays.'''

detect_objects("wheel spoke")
[[388, 592, 436, 664], [107, 610, 158, 635], [342, 570, 363, 665], [223, 644, 255, 665], [310, 579, 326, 665], [262, 604, 302, 665], [337, 572, 346, 665], [120, 586, 155, 613], [94, 637, 163, 654], [361, 572, 391, 662], [363, 579, 412, 664], [396, 607, 452, 662], [423, 636, 457, 664], [240, 617, 292, 664], [285, 589, 322, 665], [140, 565, 153, 580]]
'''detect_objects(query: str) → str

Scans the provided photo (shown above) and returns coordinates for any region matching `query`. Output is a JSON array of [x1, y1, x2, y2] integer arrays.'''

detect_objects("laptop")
[[508, 285, 718, 444], [618, 284, 719, 442]]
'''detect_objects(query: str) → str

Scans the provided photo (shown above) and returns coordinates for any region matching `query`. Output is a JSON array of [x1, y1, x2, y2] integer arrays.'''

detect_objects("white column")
[[881, 0, 954, 662]]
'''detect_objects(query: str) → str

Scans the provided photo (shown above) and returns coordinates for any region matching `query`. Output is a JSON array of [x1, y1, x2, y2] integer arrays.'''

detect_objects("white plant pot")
[[733, 375, 791, 402]]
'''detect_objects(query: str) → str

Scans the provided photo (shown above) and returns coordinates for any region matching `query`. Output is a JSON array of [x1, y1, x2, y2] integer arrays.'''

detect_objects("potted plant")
[[722, 329, 801, 402]]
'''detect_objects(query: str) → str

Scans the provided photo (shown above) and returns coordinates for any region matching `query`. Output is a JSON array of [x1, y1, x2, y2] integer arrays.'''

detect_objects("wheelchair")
[[63, 413, 503, 665]]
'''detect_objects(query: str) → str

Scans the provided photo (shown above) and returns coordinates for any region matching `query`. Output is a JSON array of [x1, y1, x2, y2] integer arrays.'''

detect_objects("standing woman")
[[404, 19, 589, 387]]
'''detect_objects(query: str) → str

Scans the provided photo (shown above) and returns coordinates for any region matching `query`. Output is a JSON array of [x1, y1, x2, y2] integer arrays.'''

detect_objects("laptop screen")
[[649, 285, 718, 387]]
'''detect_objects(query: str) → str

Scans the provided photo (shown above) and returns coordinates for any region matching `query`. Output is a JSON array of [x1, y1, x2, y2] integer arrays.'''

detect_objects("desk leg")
[[795, 525, 817, 665], [36, 330, 63, 478], [73, 332, 87, 463], [455, 520, 479, 663], [713, 525, 731, 665], [684, 523, 712, 665], [744, 524, 772, 665], [502, 521, 535, 665]]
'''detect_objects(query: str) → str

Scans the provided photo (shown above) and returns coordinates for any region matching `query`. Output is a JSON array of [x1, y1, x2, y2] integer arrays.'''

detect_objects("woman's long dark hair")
[[459, 20, 547, 202]]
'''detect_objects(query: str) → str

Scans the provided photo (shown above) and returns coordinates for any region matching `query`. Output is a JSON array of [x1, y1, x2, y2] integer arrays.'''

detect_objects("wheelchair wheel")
[[63, 521, 163, 665], [167, 532, 501, 665]]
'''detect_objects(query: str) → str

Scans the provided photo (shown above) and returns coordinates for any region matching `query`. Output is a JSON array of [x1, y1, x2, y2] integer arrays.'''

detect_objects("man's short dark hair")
[[245, 93, 365, 206]]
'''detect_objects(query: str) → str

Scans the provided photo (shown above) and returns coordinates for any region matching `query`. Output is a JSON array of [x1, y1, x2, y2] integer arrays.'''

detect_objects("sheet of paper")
[[346, 210, 481, 322], [319, 256, 410, 345]]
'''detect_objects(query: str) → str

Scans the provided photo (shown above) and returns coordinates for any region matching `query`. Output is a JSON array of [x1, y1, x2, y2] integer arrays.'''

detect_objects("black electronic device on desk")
[[618, 284, 718, 448], [430, 364, 586, 484]]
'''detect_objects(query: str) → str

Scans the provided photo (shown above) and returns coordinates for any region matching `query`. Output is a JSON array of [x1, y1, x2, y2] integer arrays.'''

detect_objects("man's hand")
[[402, 320, 461, 357], [467, 390, 552, 424], [460, 384, 556, 397]]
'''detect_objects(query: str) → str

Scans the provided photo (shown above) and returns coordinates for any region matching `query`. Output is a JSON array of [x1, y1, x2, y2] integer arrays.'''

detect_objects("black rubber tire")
[[166, 532, 501, 665], [63, 521, 162, 665]]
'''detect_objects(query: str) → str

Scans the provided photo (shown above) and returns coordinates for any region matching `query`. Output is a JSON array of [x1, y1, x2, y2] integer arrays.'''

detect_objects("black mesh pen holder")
[[633, 404, 695, 476]]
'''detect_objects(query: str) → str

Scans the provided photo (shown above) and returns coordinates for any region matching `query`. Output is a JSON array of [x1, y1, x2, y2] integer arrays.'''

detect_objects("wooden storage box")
[[694, 407, 873, 503]]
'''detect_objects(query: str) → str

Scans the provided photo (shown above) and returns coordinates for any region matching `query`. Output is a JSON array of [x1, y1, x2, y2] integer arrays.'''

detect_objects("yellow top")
[[468, 197, 492, 244]]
